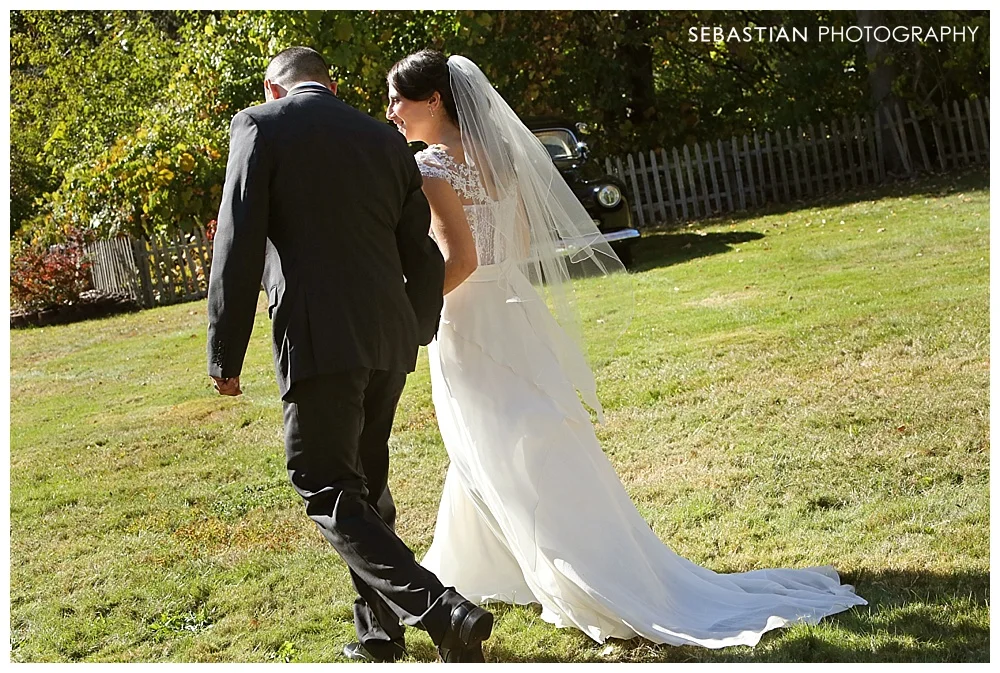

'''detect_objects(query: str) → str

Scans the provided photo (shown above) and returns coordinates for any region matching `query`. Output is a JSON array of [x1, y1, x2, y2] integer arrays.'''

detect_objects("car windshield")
[[533, 129, 580, 160]]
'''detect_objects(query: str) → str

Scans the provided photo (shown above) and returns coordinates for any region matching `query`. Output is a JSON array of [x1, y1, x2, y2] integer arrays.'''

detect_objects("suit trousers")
[[282, 368, 462, 648]]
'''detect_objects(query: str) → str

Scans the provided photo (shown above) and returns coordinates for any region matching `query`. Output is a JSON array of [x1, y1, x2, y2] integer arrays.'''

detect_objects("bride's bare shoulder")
[[427, 142, 466, 165]]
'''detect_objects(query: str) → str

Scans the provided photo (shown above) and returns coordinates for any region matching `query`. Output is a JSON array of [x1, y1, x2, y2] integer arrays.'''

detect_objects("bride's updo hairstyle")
[[388, 49, 459, 123]]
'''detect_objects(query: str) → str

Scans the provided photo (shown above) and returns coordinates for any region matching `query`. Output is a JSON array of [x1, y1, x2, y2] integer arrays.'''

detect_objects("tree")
[[9, 10, 203, 239], [10, 9, 989, 247], [856, 10, 907, 174]]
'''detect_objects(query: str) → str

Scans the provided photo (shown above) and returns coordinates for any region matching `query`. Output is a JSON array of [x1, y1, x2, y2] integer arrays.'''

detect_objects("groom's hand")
[[212, 376, 242, 396]]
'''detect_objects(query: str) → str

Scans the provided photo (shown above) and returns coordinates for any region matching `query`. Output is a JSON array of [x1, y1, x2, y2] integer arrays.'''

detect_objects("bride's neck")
[[418, 120, 462, 150]]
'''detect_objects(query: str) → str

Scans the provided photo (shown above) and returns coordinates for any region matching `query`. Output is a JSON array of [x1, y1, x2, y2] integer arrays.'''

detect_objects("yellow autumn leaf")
[[179, 153, 196, 172]]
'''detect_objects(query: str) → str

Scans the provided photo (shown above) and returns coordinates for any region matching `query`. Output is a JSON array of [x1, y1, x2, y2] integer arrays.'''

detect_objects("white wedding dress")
[[414, 145, 866, 648]]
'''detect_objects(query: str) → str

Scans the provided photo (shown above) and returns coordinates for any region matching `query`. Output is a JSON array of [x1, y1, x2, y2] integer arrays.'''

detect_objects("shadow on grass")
[[630, 230, 765, 272], [476, 568, 988, 663], [628, 166, 988, 273]]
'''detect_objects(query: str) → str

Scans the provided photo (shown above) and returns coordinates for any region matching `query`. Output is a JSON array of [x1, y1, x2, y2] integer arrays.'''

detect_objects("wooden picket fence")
[[604, 97, 990, 227], [85, 228, 213, 308], [81, 97, 988, 308]]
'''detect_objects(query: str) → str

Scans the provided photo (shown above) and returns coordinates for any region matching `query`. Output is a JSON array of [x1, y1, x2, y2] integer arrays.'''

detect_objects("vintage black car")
[[525, 117, 639, 268]]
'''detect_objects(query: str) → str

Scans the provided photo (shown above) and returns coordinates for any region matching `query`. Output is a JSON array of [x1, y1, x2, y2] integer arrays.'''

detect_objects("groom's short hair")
[[266, 46, 331, 87]]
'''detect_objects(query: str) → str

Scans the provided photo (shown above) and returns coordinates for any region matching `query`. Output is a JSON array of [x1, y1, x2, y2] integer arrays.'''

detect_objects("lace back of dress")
[[415, 145, 516, 267]]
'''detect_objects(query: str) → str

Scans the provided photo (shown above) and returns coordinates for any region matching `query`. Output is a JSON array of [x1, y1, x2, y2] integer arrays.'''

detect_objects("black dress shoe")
[[342, 640, 407, 663], [438, 601, 494, 663]]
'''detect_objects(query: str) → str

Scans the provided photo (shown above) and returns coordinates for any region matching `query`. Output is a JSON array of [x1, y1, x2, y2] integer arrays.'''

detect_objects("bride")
[[385, 50, 866, 649]]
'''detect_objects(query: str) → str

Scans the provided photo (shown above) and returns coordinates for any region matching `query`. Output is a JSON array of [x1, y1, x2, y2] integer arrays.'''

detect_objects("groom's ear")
[[264, 79, 286, 101], [329, 80, 338, 96]]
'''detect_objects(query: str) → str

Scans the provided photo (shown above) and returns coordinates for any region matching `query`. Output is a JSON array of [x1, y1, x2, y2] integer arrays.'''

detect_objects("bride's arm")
[[421, 177, 478, 295], [513, 190, 532, 258]]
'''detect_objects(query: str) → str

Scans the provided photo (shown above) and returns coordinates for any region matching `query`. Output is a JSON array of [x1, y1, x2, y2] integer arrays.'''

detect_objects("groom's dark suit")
[[207, 82, 461, 651]]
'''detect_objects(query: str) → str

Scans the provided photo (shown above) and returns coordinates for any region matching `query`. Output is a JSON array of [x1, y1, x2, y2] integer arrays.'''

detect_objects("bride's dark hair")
[[387, 49, 459, 122]]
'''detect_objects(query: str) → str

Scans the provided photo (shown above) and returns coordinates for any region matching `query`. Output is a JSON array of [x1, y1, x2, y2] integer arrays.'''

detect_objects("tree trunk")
[[620, 11, 658, 124], [856, 10, 907, 175]]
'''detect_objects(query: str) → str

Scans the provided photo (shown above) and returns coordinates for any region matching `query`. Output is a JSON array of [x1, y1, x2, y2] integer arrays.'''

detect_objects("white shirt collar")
[[288, 81, 330, 93]]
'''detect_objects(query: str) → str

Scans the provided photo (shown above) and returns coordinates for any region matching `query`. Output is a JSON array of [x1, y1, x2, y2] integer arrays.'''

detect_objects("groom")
[[206, 46, 493, 663]]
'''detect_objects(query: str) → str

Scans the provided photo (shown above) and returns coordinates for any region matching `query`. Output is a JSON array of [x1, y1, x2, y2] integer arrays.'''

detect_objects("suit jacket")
[[207, 84, 445, 398]]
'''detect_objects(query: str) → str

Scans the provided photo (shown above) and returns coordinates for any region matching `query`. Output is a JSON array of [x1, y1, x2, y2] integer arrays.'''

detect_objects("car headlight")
[[596, 184, 622, 208]]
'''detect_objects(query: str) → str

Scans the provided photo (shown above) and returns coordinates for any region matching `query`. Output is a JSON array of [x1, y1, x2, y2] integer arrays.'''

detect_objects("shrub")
[[10, 227, 94, 313]]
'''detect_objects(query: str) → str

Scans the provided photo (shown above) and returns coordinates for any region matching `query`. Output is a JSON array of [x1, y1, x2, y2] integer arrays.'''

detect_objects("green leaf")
[[334, 18, 354, 42]]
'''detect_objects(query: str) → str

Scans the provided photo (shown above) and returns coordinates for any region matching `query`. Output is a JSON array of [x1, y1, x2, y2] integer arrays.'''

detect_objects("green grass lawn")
[[9, 169, 989, 662]]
